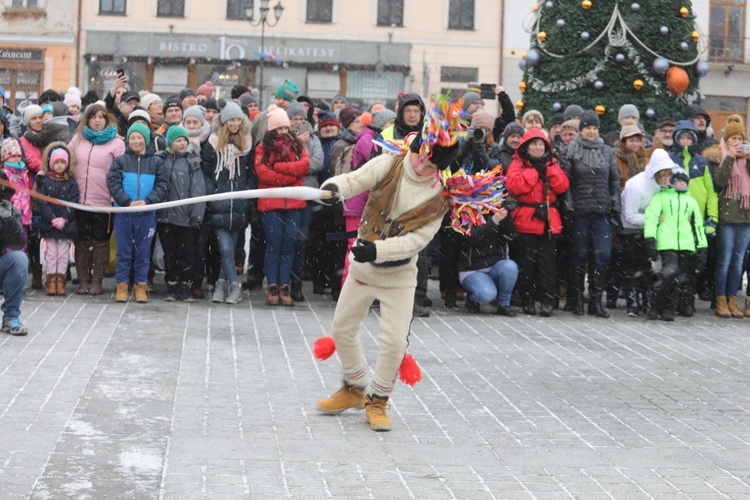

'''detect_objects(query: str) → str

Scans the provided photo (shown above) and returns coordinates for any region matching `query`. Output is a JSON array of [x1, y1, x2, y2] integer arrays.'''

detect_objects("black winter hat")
[[549, 113, 565, 127], [202, 98, 218, 111], [164, 97, 183, 111], [231, 85, 250, 100], [579, 110, 600, 130], [39, 89, 63, 105], [669, 170, 690, 192]]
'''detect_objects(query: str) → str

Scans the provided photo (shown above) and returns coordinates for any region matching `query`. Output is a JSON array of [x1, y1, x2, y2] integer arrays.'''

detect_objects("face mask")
[[3, 161, 26, 170]]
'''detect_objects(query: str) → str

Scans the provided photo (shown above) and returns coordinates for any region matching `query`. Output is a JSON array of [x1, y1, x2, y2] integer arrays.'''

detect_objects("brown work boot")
[[715, 295, 731, 318], [266, 284, 280, 306], [279, 284, 294, 307], [115, 282, 129, 302], [46, 274, 57, 295], [134, 283, 149, 303], [317, 383, 367, 414], [745, 298, 750, 317], [56, 273, 66, 295], [365, 394, 392, 431], [728, 296, 744, 318]]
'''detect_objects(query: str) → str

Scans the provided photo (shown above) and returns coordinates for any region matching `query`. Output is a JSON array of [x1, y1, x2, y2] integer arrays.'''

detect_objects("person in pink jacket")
[[68, 103, 125, 295]]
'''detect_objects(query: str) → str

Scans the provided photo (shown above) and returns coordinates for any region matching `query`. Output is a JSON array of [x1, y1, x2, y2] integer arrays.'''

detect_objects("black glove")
[[320, 184, 339, 206], [351, 239, 377, 263], [695, 248, 708, 272], [530, 158, 547, 176], [0, 200, 12, 219], [645, 237, 658, 261]]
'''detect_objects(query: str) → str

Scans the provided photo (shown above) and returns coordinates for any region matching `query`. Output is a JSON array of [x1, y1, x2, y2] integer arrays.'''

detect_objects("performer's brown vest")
[[358, 156, 449, 243]]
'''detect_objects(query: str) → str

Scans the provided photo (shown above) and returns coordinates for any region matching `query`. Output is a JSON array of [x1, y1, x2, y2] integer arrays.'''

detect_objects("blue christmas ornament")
[[645, 108, 655, 118], [556, 19, 566, 28], [631, 3, 640, 12], [581, 31, 590, 41], [518, 59, 526, 71], [553, 102, 562, 111], [660, 26, 669, 36], [694, 61, 710, 77], [594, 81, 604, 90], [615, 53, 626, 63], [652, 58, 669, 75], [525, 48, 542, 67], [680, 42, 689, 51]]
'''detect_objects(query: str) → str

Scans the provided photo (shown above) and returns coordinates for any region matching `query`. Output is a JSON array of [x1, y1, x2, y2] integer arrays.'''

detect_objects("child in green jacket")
[[643, 171, 708, 321]]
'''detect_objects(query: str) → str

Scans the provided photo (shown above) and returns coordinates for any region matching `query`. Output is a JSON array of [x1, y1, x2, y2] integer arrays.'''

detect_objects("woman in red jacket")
[[505, 128, 570, 316], [255, 105, 310, 306]]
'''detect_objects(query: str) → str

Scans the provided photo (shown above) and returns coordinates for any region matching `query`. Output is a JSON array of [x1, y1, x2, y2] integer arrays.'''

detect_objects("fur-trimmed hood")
[[209, 112, 252, 155], [41, 141, 75, 176], [701, 144, 722, 165]]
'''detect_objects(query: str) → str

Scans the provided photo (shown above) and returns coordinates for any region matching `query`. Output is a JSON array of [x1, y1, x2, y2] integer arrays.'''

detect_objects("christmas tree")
[[518, 0, 709, 132]]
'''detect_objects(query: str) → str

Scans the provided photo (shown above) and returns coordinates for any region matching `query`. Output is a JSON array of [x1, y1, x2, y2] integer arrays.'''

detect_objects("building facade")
[[0, 0, 77, 110], [79, 0, 501, 110]]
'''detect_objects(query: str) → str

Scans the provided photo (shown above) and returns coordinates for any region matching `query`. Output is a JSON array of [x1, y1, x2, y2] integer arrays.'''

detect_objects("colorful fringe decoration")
[[371, 137, 412, 156], [313, 336, 336, 360], [418, 93, 465, 160], [398, 353, 422, 386], [441, 165, 508, 235]]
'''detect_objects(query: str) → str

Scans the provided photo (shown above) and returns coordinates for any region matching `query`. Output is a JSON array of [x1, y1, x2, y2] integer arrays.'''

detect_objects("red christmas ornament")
[[313, 337, 336, 360], [398, 353, 422, 386]]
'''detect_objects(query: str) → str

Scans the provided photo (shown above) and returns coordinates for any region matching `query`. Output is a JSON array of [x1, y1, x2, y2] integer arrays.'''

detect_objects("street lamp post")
[[245, 0, 284, 107]]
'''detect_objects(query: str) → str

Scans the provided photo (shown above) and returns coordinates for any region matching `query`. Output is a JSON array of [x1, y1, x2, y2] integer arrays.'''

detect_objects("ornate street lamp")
[[245, 0, 284, 107]]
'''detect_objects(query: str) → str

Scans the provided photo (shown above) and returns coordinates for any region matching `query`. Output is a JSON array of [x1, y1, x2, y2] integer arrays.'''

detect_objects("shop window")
[[448, 0, 474, 30], [157, 0, 184, 17], [709, 0, 745, 62], [227, 0, 251, 19], [440, 66, 478, 83], [10, 0, 40, 6], [377, 0, 403, 27], [100, 0, 126, 15], [306, 0, 332, 23]]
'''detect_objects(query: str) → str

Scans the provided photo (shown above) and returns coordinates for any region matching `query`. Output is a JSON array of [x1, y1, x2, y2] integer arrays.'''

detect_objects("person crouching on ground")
[[107, 123, 168, 303], [316, 121, 459, 432], [37, 143, 79, 295], [0, 170, 29, 336]]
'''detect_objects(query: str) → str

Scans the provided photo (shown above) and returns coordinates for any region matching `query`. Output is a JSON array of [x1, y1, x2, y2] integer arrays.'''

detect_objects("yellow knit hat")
[[724, 114, 746, 141]]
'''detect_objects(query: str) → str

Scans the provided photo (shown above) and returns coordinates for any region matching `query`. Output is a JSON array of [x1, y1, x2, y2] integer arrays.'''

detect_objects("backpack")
[[334, 144, 356, 176]]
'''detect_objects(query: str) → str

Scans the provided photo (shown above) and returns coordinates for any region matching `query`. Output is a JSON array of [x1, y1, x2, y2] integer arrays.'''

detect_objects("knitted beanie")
[[549, 112, 565, 127], [461, 91, 482, 112], [22, 105, 42, 126], [64, 93, 81, 108], [183, 105, 207, 125], [317, 110, 339, 129], [128, 109, 151, 126], [522, 109, 545, 127], [231, 85, 250, 100], [266, 104, 290, 131], [196, 81, 214, 98], [339, 106, 363, 129], [275, 79, 298, 102], [503, 122, 526, 141], [579, 110, 600, 130], [202, 98, 218, 111], [1, 137, 22, 163], [285, 101, 307, 119], [178, 88, 197, 102], [563, 104, 584, 121], [372, 109, 396, 130], [561, 119, 580, 132], [164, 97, 183, 112], [724, 115, 746, 140], [619, 119, 644, 140], [49, 148, 69, 168], [219, 101, 243, 124], [140, 93, 163, 110], [330, 94, 348, 106], [618, 104, 640, 121], [166, 125, 189, 147], [471, 110, 494, 130], [126, 122, 150, 142], [239, 94, 257, 109]]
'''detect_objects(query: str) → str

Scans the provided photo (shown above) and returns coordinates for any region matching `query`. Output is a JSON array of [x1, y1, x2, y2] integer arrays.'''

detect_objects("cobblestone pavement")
[[1, 279, 750, 499]]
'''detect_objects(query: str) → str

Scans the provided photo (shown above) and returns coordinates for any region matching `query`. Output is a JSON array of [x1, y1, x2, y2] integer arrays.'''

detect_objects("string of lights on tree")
[[518, 0, 709, 131], [84, 54, 409, 73]]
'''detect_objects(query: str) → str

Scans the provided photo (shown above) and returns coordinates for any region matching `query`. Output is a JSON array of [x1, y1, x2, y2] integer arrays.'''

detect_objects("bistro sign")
[[0, 49, 43, 61]]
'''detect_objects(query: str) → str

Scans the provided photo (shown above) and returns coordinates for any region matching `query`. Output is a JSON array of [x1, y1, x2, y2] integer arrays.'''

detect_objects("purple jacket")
[[344, 127, 380, 217]]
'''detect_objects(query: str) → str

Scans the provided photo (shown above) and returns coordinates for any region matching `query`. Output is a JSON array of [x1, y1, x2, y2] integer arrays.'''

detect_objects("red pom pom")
[[313, 337, 336, 360], [398, 353, 422, 386]]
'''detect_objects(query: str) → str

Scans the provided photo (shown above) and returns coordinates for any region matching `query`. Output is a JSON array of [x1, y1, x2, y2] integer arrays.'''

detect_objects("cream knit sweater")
[[322, 151, 444, 288]]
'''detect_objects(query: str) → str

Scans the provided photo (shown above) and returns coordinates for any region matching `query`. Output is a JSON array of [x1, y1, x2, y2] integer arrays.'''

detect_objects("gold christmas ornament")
[[521, 51, 527, 60], [679, 7, 689, 17], [633, 79, 644, 90], [595, 105, 606, 115], [519, 82, 527, 92], [532, 3, 539, 13], [538, 31, 547, 42], [691, 31, 699, 42], [516, 100, 525, 111], [582, 0, 592, 10]]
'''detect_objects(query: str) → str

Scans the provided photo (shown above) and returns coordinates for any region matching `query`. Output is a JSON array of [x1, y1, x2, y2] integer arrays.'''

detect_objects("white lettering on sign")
[[219, 37, 246, 60], [262, 46, 336, 59], [157, 42, 209, 54]]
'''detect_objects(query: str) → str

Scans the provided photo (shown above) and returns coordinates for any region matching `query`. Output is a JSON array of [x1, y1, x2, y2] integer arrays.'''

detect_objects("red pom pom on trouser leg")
[[313, 336, 336, 360], [398, 353, 422, 386]]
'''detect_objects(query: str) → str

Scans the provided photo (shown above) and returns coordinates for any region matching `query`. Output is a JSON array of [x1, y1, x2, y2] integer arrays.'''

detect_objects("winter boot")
[[55, 274, 66, 295], [134, 283, 149, 303], [30, 264, 43, 290], [46, 275, 57, 295], [572, 267, 586, 316], [744, 298, 750, 317], [211, 279, 227, 303], [266, 284, 280, 306], [588, 268, 610, 318], [191, 275, 205, 299], [539, 302, 553, 317], [625, 288, 640, 317], [180, 282, 195, 303], [164, 283, 178, 302], [365, 394, 392, 432], [115, 282, 129, 302], [290, 278, 305, 302], [89, 241, 109, 296], [225, 281, 242, 304], [74, 240, 92, 294], [465, 297, 481, 313], [728, 296, 744, 318], [522, 301, 537, 315], [715, 296, 731, 318], [278, 284, 294, 307], [316, 382, 367, 414]]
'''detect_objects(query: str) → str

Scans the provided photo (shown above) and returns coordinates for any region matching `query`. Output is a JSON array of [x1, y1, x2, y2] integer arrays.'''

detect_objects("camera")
[[742, 144, 750, 155], [469, 127, 486, 143]]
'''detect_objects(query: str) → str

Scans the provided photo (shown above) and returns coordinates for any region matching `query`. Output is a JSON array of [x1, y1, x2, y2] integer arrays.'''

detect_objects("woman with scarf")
[[711, 116, 750, 318], [68, 104, 125, 295], [255, 105, 310, 306], [200, 102, 252, 305], [182, 105, 211, 155], [565, 110, 621, 317], [505, 128, 570, 316]]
